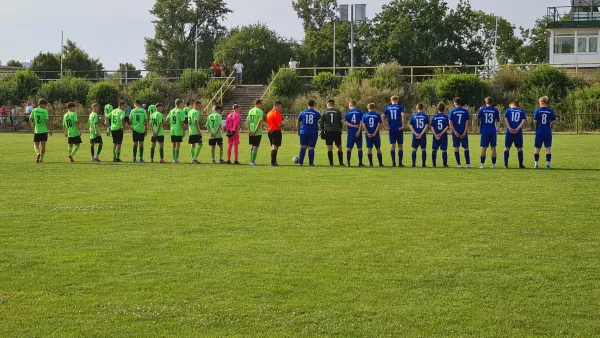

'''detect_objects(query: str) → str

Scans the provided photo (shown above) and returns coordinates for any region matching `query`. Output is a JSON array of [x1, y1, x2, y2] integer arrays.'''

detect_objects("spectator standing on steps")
[[211, 60, 222, 78], [233, 61, 244, 87]]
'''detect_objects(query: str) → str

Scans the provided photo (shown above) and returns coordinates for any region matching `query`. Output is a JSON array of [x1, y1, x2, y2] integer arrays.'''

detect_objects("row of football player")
[[27, 96, 556, 168]]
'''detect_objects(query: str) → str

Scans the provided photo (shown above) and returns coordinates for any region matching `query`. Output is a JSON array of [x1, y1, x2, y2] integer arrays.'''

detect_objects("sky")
[[0, 0, 560, 70]]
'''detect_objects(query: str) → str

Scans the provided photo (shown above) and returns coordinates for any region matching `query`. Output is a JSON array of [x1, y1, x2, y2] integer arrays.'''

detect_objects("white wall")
[[549, 28, 600, 67]]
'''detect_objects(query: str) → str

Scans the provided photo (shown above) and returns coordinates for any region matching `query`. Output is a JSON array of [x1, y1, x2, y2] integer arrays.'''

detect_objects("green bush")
[[437, 74, 492, 107], [87, 81, 119, 106], [269, 69, 302, 98], [341, 69, 370, 88], [0, 78, 17, 104], [37, 76, 91, 104], [132, 88, 163, 106], [12, 71, 41, 100], [370, 62, 404, 90], [522, 65, 574, 104], [414, 79, 441, 106], [180, 69, 211, 92], [127, 73, 183, 107], [334, 79, 394, 112], [203, 80, 233, 104], [312, 72, 340, 96], [492, 67, 525, 93]]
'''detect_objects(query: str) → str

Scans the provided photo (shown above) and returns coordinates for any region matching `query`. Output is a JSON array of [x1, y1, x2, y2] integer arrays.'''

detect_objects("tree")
[[6, 60, 23, 68], [144, 0, 231, 74], [62, 39, 104, 79], [517, 17, 551, 64], [292, 0, 337, 31], [473, 13, 524, 64], [214, 24, 294, 84], [30, 52, 61, 80]]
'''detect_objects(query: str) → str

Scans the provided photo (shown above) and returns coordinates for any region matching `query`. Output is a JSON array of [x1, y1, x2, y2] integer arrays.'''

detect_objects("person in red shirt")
[[266, 101, 284, 166], [211, 60, 222, 77], [0, 102, 8, 131]]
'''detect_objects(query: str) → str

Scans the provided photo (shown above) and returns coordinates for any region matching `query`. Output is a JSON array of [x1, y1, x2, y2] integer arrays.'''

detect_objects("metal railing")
[[202, 71, 236, 116], [547, 6, 600, 25], [261, 69, 283, 100]]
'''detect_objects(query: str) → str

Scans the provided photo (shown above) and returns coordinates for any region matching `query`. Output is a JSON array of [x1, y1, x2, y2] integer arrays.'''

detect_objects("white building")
[[548, 1, 600, 67]]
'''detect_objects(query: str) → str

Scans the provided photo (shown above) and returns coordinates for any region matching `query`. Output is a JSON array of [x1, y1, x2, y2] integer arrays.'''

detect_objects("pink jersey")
[[226, 112, 241, 135]]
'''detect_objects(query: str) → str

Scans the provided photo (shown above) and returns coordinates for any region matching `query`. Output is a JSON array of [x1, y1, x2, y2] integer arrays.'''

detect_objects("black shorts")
[[151, 135, 165, 143], [184, 118, 189, 125], [112, 129, 124, 144], [68, 136, 82, 145], [249, 135, 262, 147], [132, 131, 145, 142], [33, 133, 48, 142], [268, 130, 283, 147], [209, 138, 223, 146], [124, 116, 130, 124], [325, 131, 342, 146], [171, 135, 183, 143], [188, 135, 202, 145], [91, 136, 103, 144]]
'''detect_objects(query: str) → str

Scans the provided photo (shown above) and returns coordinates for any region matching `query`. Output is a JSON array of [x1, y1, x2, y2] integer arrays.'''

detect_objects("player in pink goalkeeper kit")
[[226, 104, 242, 164]]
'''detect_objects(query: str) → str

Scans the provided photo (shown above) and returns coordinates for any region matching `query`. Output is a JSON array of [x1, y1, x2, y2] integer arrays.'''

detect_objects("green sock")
[[68, 145, 73, 155], [71, 145, 79, 156], [159, 148, 164, 160], [133, 145, 138, 160], [220, 149, 224, 161], [151, 147, 155, 161], [116, 150, 121, 159], [139, 146, 144, 159], [97, 144, 102, 156], [176, 148, 180, 160], [113, 149, 117, 159], [40, 153, 45, 160], [35, 147, 40, 155], [211, 150, 215, 161], [173, 148, 176, 160], [252, 150, 257, 162], [190, 147, 195, 159], [195, 145, 202, 159], [90, 146, 95, 157]]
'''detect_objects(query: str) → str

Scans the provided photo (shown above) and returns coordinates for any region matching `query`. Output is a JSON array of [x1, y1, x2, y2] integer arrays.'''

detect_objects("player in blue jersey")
[[409, 104, 430, 167], [449, 97, 471, 168], [383, 95, 406, 167], [503, 100, 527, 169], [344, 101, 365, 166], [476, 97, 500, 169], [361, 103, 384, 167], [296, 99, 322, 166], [533, 96, 557, 169], [430, 103, 450, 168]]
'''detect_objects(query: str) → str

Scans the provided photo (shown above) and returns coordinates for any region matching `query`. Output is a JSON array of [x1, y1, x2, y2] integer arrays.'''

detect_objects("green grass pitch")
[[1, 132, 600, 336]]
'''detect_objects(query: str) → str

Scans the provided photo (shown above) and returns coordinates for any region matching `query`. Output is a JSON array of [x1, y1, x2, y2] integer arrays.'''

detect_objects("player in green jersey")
[[88, 103, 103, 162], [207, 105, 225, 164], [30, 99, 52, 163], [166, 99, 186, 163], [187, 100, 203, 164], [105, 101, 126, 162], [104, 104, 113, 136], [130, 100, 148, 163], [149, 103, 166, 163], [247, 99, 264, 165], [63, 102, 82, 163], [184, 102, 191, 127]]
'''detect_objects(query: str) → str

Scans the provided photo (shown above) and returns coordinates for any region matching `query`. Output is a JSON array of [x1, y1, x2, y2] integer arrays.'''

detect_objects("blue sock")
[[454, 152, 461, 166], [481, 156, 486, 164], [390, 151, 396, 166], [398, 150, 403, 166], [347, 151, 351, 165], [534, 154, 540, 162], [546, 154, 552, 163], [442, 152, 448, 166], [358, 150, 363, 165], [504, 151, 509, 167], [464, 150, 470, 165], [377, 153, 383, 166], [412, 151, 417, 166], [299, 148, 307, 165], [308, 149, 315, 165], [492, 157, 497, 165], [518, 151, 524, 166], [432, 151, 437, 167], [368, 154, 373, 166], [421, 151, 427, 167]]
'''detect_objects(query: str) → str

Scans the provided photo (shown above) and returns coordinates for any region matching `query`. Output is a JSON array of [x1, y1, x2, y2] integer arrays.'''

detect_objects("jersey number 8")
[[541, 114, 547, 124]]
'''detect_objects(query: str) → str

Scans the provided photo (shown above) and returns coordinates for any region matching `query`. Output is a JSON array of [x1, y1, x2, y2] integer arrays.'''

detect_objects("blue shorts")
[[365, 134, 381, 149], [480, 133, 497, 148], [412, 136, 427, 149], [452, 134, 469, 149], [346, 132, 363, 149], [432, 134, 448, 151], [505, 132, 524, 148], [300, 133, 318, 148], [535, 134, 552, 148], [389, 131, 404, 145]]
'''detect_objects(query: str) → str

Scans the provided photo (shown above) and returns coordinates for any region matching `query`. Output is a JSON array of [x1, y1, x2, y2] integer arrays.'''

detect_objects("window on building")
[[577, 32, 599, 53], [555, 35, 575, 54]]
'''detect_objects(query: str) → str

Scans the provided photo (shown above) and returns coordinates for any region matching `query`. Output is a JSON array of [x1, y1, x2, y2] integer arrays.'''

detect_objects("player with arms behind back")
[[503, 100, 527, 169], [449, 97, 471, 168], [361, 103, 384, 167], [296, 99, 321, 166], [431, 103, 450, 168], [63, 102, 81, 163], [167, 99, 186, 163], [534, 96, 557, 169], [30, 99, 52, 163], [477, 97, 500, 169], [105, 101, 126, 162], [383, 95, 406, 167], [321, 99, 344, 166], [150, 104, 166, 163], [88, 103, 103, 162], [344, 101, 364, 166], [409, 104, 430, 167], [247, 99, 265, 166], [187, 100, 203, 164], [130, 100, 148, 163], [207, 106, 225, 164]]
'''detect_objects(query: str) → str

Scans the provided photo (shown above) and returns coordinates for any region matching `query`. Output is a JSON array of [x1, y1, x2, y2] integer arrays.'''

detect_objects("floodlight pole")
[[333, 17, 336, 74], [350, 5, 355, 71], [195, 24, 198, 70], [60, 30, 63, 78], [493, 14, 498, 67]]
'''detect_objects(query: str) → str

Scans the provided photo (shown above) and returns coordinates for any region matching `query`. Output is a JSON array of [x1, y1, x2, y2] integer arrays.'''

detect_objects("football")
[[293, 156, 299, 164]]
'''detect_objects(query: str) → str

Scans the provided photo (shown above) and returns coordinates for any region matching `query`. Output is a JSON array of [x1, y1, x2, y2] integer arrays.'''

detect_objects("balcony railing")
[[548, 6, 600, 25]]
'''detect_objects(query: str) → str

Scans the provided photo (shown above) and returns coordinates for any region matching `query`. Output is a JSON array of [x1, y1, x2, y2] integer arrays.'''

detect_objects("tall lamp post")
[[339, 4, 367, 72]]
